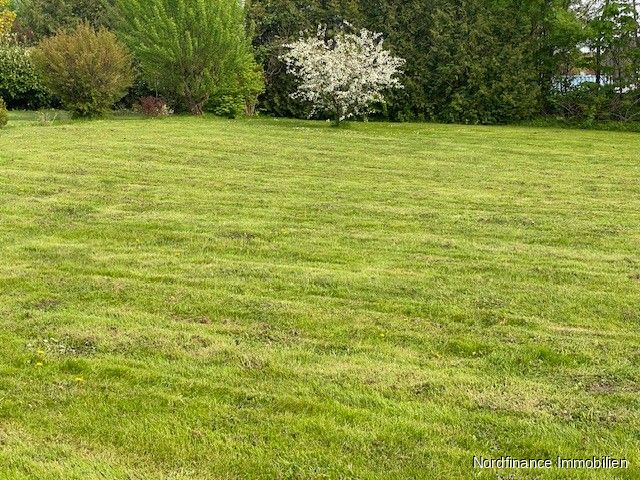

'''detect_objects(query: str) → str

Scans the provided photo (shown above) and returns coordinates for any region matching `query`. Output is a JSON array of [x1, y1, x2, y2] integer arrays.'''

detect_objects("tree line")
[[246, 0, 639, 123], [1, 0, 639, 124]]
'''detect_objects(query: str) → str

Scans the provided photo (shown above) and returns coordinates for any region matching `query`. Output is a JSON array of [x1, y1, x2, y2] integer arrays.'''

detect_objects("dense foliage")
[[0, 37, 52, 109], [549, 83, 640, 123], [1, 0, 637, 124], [116, 0, 263, 115], [14, 0, 114, 43], [135, 95, 172, 117], [247, 0, 640, 124], [0, 0, 15, 36], [205, 45, 265, 117], [31, 24, 133, 116]]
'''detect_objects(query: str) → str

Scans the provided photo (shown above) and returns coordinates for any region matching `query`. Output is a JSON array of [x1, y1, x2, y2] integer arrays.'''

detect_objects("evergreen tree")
[[249, 0, 556, 123]]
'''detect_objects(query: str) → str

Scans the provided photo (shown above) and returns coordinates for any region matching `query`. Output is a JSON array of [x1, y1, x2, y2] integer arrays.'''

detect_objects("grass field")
[[0, 112, 639, 479]]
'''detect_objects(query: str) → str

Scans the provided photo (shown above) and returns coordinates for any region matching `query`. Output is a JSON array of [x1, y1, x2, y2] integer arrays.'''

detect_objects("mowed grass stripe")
[[0, 114, 639, 479]]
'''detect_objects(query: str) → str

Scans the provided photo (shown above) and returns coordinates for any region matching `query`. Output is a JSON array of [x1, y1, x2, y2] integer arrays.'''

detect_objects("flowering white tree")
[[282, 25, 405, 124]]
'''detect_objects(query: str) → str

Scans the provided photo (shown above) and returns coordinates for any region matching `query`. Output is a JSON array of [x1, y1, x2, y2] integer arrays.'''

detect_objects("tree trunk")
[[332, 97, 342, 126], [633, 0, 639, 85], [184, 79, 207, 115], [595, 44, 602, 85], [190, 102, 205, 115]]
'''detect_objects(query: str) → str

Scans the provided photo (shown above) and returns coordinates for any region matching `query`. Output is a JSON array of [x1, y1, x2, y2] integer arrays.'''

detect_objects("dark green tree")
[[249, 0, 560, 123], [14, 0, 114, 43]]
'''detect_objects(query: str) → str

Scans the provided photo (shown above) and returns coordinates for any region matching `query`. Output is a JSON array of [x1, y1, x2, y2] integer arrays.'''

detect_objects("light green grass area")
[[0, 113, 639, 479]]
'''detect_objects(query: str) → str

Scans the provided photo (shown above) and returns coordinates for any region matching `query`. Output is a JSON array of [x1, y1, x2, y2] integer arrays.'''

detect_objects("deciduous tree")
[[116, 0, 261, 115], [282, 24, 404, 124], [0, 0, 16, 36]]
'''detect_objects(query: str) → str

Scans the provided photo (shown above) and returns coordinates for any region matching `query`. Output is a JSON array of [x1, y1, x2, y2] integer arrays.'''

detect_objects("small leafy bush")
[[135, 96, 172, 117], [208, 55, 265, 118], [31, 23, 133, 117], [209, 94, 245, 119], [0, 97, 8, 128], [549, 83, 607, 123], [0, 36, 53, 109], [235, 58, 265, 116]]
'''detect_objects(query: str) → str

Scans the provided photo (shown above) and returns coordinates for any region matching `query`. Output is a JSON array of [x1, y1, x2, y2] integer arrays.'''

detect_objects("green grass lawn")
[[0, 113, 639, 479]]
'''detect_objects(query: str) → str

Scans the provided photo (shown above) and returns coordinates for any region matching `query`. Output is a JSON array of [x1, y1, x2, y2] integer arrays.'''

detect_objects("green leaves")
[[31, 23, 134, 116], [586, 0, 640, 89], [15, 0, 115, 44], [0, 39, 52, 109], [248, 0, 640, 123], [116, 0, 262, 115]]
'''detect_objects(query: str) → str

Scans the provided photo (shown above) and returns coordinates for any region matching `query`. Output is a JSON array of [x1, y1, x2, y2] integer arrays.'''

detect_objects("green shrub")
[[31, 23, 133, 117], [15, 0, 115, 44], [0, 97, 8, 127], [235, 59, 265, 116], [116, 0, 263, 115], [208, 52, 265, 118], [0, 37, 53, 109], [209, 94, 245, 119], [549, 83, 607, 122], [247, 0, 544, 123]]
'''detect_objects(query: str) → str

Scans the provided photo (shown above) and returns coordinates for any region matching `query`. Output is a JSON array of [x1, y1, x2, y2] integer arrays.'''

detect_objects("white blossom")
[[282, 25, 405, 123]]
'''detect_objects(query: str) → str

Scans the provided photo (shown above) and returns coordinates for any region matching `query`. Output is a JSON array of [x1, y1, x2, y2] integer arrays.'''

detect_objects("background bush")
[[549, 84, 640, 125], [0, 37, 53, 109], [14, 0, 114, 44], [247, 0, 546, 123], [208, 93, 246, 119], [3, 0, 637, 126], [31, 23, 133, 117], [246, 0, 640, 125], [0, 97, 8, 127], [207, 50, 265, 118]]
